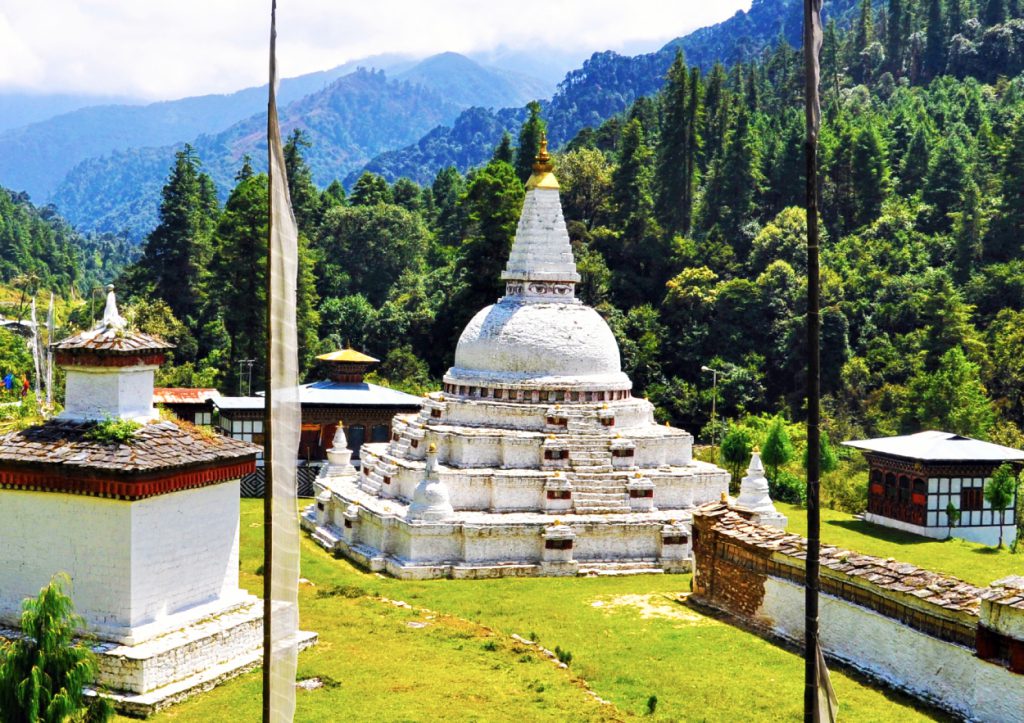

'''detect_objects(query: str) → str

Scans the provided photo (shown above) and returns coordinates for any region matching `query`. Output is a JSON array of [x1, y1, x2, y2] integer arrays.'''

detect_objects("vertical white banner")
[[266, 1, 301, 719]]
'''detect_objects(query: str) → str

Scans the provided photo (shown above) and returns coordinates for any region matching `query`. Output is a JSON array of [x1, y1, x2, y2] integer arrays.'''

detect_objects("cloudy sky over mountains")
[[0, 0, 749, 100]]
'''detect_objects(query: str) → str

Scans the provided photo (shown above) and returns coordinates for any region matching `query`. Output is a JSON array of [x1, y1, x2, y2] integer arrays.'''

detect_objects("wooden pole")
[[262, 3, 276, 721], [803, 0, 822, 719]]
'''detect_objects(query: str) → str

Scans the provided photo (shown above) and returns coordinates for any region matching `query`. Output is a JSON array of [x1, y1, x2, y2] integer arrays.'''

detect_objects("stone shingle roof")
[[0, 419, 257, 474], [695, 503, 984, 615], [52, 326, 171, 355]]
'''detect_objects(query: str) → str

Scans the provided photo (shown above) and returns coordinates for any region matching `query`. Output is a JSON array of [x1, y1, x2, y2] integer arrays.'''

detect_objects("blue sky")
[[0, 0, 750, 100]]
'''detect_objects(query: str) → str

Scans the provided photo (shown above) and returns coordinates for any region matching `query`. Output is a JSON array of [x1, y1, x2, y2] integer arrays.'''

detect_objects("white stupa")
[[303, 139, 730, 578], [733, 450, 787, 528]]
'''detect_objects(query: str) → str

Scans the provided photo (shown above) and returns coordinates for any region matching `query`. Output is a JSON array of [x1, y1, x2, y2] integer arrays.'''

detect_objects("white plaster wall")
[[128, 482, 241, 629], [448, 434, 502, 467], [62, 366, 157, 421], [0, 491, 132, 632], [758, 577, 1024, 723], [502, 437, 541, 468], [863, 512, 1016, 547], [573, 525, 660, 561], [443, 403, 548, 430], [462, 531, 541, 563]]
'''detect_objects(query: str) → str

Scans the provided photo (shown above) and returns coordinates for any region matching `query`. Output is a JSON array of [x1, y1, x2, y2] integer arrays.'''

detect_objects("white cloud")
[[0, 0, 750, 100]]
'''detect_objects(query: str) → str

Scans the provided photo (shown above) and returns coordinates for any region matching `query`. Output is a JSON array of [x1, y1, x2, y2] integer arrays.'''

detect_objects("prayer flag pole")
[[803, 0, 831, 720], [264, 1, 302, 719]]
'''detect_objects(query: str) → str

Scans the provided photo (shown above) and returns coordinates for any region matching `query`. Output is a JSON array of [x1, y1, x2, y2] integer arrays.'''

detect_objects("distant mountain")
[[357, 0, 868, 186], [394, 52, 551, 109], [46, 53, 555, 239], [666, 0, 865, 69], [0, 92, 141, 133], [51, 69, 463, 239], [0, 53, 414, 203]]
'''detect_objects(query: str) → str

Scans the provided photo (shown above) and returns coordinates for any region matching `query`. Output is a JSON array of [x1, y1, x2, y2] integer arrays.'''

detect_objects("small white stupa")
[[0, 289, 315, 715], [733, 450, 788, 528], [304, 138, 730, 578]]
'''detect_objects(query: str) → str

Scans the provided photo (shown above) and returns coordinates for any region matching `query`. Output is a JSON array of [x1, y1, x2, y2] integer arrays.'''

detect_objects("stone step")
[[570, 465, 614, 474], [576, 561, 664, 576], [572, 505, 632, 514]]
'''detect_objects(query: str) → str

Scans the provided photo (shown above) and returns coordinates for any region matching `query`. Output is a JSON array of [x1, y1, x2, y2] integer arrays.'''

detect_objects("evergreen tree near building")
[[0, 574, 112, 722], [656, 51, 697, 237], [984, 463, 1018, 548], [720, 426, 753, 490], [761, 417, 794, 483], [945, 501, 961, 539]]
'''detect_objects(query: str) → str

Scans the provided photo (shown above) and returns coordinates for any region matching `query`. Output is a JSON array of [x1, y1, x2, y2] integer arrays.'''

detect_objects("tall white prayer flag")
[[264, 0, 301, 720]]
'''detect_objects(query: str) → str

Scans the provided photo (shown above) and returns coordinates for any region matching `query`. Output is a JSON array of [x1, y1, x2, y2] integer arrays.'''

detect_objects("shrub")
[[821, 469, 868, 514], [0, 574, 112, 722], [85, 418, 141, 444], [647, 695, 659, 715], [770, 470, 806, 504], [553, 646, 573, 666]]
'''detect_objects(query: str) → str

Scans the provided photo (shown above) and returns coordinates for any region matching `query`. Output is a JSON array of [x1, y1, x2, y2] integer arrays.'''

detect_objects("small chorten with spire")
[[52, 285, 173, 422], [733, 448, 787, 528]]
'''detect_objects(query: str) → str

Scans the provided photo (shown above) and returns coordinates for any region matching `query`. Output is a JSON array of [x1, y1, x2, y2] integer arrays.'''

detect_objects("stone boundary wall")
[[691, 503, 1024, 721]]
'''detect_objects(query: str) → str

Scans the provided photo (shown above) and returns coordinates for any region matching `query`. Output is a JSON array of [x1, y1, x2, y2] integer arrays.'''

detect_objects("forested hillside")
[[115, 0, 1024, 466], [48, 57, 553, 241], [0, 187, 134, 299]]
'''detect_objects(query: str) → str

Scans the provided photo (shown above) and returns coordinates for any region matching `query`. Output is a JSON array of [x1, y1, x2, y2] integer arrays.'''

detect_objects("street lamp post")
[[701, 365, 726, 447]]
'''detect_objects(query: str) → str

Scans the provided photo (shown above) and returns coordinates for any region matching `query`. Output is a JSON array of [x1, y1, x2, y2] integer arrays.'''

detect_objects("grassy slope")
[[129, 500, 962, 722], [775, 502, 1021, 587]]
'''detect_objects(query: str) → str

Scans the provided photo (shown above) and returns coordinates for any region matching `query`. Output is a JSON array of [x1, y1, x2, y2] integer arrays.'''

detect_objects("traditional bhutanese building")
[[303, 140, 730, 578], [212, 347, 420, 496], [152, 386, 220, 426], [0, 288, 314, 715], [845, 430, 1024, 546]]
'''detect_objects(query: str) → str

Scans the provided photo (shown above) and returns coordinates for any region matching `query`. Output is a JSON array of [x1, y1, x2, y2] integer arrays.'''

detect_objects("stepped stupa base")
[[302, 475, 704, 580]]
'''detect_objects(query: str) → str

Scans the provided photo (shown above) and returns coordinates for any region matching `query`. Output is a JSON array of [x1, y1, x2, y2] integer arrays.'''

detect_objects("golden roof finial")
[[526, 132, 559, 190], [533, 132, 553, 173]]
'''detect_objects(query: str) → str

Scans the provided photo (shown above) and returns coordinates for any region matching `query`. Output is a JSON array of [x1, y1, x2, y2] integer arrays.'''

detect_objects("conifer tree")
[[127, 145, 218, 335], [699, 109, 762, 252], [514, 101, 546, 184], [887, 0, 907, 74], [852, 0, 876, 83], [492, 132, 514, 165], [761, 417, 794, 483], [923, 134, 968, 232], [990, 116, 1024, 260], [656, 51, 696, 237], [949, 0, 964, 35], [924, 0, 948, 80], [907, 346, 995, 438], [851, 123, 890, 227], [0, 574, 112, 722], [984, 0, 1007, 25], [985, 463, 1018, 548], [349, 172, 393, 206], [283, 129, 322, 233], [899, 125, 931, 195]]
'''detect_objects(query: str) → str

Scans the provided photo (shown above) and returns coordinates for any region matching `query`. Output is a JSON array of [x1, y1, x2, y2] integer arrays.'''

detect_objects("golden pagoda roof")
[[525, 133, 559, 190], [316, 348, 380, 364]]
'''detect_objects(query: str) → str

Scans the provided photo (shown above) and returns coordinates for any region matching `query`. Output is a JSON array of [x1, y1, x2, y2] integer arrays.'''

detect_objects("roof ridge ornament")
[[100, 284, 126, 332]]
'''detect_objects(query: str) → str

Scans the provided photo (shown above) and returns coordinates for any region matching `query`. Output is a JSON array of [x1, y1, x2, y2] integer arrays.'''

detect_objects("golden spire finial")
[[526, 132, 559, 190], [533, 132, 553, 173]]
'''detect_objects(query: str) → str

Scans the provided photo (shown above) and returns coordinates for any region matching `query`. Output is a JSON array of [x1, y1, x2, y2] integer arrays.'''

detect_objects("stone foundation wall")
[[691, 504, 1024, 722]]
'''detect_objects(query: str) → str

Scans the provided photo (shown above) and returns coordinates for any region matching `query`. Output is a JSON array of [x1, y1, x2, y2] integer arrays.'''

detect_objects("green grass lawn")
[[127, 500, 969, 722], [775, 502, 1021, 587]]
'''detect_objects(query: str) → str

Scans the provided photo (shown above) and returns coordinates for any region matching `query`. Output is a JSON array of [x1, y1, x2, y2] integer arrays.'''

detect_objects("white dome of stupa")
[[451, 302, 625, 384], [445, 137, 629, 393]]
